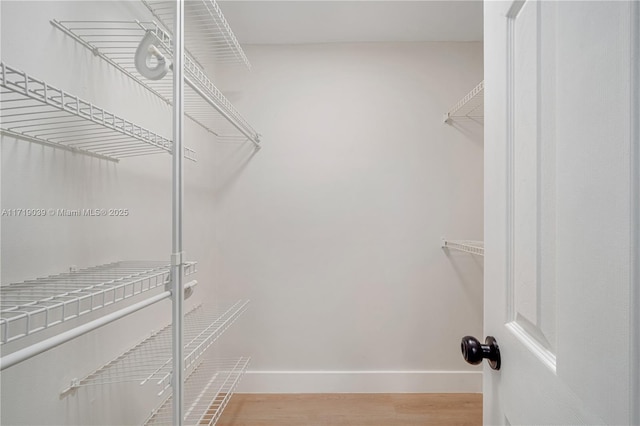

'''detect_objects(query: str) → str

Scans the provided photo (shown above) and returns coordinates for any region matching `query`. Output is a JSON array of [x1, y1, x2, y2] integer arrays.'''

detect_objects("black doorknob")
[[461, 336, 501, 370]]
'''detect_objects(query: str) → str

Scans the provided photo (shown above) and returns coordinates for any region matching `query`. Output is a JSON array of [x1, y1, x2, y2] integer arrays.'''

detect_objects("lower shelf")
[[1, 261, 197, 345], [144, 356, 251, 426], [61, 301, 249, 394]]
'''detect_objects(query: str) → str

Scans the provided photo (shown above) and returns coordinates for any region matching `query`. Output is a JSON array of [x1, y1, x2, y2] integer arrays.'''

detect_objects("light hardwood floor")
[[217, 393, 482, 426]]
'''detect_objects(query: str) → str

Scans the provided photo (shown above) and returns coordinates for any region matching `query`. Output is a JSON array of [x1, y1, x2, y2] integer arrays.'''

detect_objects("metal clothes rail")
[[0, 289, 174, 371], [442, 239, 484, 256], [51, 20, 260, 146], [59, 300, 249, 395], [0, 63, 197, 161], [444, 80, 484, 123], [144, 356, 250, 426], [0, 261, 197, 345]]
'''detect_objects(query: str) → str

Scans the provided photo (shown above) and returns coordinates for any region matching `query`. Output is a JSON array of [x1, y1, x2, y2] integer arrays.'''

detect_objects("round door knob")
[[461, 335, 501, 370]]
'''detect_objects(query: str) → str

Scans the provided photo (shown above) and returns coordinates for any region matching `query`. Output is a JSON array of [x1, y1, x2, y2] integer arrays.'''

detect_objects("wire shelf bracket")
[[442, 239, 484, 256], [50, 20, 260, 148], [144, 356, 250, 426], [60, 300, 249, 395], [0, 63, 197, 162], [0, 261, 197, 345], [444, 80, 484, 123]]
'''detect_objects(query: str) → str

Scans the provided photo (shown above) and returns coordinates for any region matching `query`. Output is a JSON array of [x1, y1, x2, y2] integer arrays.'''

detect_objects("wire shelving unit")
[[0, 63, 196, 162], [60, 301, 249, 395], [144, 356, 250, 426], [51, 19, 260, 146], [442, 239, 484, 256], [444, 80, 484, 123], [0, 261, 197, 345], [0, 2, 256, 423]]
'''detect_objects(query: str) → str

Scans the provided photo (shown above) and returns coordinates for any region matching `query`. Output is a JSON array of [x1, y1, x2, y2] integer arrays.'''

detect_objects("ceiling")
[[217, 1, 484, 45]]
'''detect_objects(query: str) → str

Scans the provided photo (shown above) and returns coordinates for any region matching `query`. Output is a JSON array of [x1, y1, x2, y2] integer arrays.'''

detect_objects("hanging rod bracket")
[[183, 280, 197, 300]]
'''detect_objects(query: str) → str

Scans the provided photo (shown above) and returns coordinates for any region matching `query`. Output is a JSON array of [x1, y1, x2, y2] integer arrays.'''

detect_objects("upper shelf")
[[444, 80, 484, 124], [0, 260, 197, 345], [51, 19, 260, 146], [0, 63, 196, 162], [142, 0, 251, 71], [442, 239, 484, 256]]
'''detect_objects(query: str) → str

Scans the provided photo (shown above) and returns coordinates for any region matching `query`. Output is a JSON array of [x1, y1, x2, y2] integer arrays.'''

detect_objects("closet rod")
[[0, 281, 197, 371]]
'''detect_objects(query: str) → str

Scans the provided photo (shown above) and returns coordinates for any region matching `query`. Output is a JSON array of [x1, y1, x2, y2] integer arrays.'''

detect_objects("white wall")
[[1, 2, 484, 424], [212, 42, 484, 392]]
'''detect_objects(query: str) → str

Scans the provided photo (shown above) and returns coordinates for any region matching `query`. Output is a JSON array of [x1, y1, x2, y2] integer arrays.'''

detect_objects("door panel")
[[510, 0, 557, 359], [512, 0, 539, 332], [484, 1, 639, 424]]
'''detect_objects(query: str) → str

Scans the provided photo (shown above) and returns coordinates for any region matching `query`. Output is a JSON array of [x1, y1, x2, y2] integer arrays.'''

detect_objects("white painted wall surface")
[[212, 43, 484, 393], [1, 1, 484, 424]]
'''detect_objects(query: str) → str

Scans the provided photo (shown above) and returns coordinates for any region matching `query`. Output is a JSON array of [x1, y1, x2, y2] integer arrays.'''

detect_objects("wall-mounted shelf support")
[[442, 239, 484, 256]]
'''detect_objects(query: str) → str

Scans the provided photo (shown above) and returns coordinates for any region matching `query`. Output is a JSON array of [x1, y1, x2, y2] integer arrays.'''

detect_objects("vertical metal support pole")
[[172, 0, 185, 425], [630, 3, 640, 424]]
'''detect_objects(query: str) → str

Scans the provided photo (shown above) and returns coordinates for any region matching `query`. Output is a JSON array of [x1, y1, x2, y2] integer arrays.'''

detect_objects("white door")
[[483, 1, 639, 425]]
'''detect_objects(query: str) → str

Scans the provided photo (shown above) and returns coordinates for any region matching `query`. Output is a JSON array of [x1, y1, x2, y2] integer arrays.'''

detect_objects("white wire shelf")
[[0, 261, 197, 345], [60, 300, 249, 395], [144, 356, 250, 426], [142, 0, 251, 71], [0, 63, 196, 162], [442, 239, 484, 256], [444, 80, 484, 123], [51, 20, 260, 146]]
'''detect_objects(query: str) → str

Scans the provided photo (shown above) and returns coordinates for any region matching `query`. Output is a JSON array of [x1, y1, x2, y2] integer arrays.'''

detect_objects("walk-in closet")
[[2, 1, 638, 425]]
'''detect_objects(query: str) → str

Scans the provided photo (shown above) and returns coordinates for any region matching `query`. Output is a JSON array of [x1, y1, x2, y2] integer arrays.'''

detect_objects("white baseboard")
[[237, 370, 482, 393]]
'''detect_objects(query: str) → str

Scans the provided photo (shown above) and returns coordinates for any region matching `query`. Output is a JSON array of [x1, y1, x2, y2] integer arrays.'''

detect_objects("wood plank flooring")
[[217, 393, 482, 426]]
